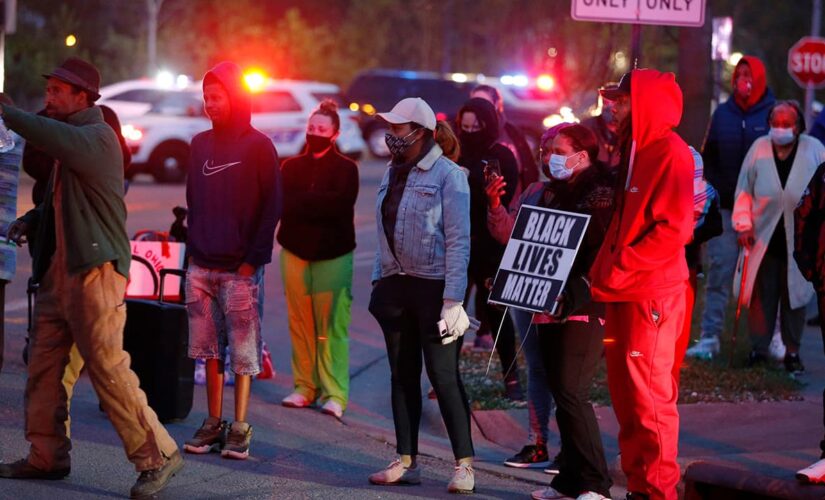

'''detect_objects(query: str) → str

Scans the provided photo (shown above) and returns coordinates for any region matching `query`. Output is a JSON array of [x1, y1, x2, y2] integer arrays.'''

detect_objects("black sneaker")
[[503, 444, 550, 468], [784, 353, 805, 374], [746, 350, 768, 368], [543, 451, 564, 474], [129, 451, 183, 498]]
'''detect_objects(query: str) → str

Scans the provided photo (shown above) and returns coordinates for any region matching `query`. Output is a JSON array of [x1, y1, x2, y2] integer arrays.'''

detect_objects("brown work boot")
[[129, 450, 183, 499], [0, 459, 69, 480]]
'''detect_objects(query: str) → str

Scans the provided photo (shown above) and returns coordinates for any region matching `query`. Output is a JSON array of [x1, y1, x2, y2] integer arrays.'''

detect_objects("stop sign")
[[789, 36, 825, 89]]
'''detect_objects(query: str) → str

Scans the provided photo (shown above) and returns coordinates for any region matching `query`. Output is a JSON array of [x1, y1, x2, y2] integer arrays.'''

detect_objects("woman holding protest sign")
[[487, 123, 614, 500]]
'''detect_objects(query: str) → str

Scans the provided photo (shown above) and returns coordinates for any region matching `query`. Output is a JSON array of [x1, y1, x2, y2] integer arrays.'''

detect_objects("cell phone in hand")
[[483, 159, 501, 185]]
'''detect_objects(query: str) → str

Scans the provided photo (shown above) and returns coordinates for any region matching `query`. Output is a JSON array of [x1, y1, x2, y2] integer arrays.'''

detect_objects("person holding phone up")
[[455, 97, 524, 401], [487, 123, 615, 500]]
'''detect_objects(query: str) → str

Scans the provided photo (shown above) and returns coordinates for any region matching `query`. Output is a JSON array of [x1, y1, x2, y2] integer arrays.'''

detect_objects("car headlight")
[[122, 124, 145, 142]]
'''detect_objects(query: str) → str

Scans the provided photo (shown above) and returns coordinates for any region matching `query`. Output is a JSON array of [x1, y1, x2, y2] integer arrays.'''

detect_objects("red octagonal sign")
[[789, 36, 825, 89]]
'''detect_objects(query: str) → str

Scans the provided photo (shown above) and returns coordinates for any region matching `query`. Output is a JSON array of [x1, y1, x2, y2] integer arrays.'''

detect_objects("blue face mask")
[[769, 127, 796, 146], [548, 152, 582, 181]]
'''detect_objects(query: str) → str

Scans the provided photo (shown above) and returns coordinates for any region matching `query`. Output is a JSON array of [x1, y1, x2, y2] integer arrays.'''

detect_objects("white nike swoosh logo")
[[202, 160, 242, 176]]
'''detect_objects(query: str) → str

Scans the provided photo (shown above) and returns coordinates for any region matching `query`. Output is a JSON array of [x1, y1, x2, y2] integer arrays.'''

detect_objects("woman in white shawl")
[[733, 100, 825, 372]]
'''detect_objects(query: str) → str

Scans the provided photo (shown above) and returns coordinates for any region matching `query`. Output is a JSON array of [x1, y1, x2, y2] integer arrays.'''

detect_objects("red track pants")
[[605, 291, 686, 500]]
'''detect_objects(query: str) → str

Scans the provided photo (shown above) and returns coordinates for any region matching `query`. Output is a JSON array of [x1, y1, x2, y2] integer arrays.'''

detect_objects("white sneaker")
[[685, 337, 720, 360], [447, 462, 474, 494], [797, 458, 825, 483], [281, 392, 310, 408], [769, 330, 786, 361], [531, 486, 574, 500], [321, 399, 343, 419], [576, 492, 608, 500]]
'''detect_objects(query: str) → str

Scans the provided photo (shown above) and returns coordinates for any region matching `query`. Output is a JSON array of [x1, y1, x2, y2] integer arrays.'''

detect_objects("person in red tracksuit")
[[590, 69, 694, 500]]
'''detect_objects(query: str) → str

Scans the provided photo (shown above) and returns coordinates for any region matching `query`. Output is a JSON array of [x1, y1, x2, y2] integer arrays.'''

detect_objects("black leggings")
[[538, 320, 612, 497], [369, 275, 474, 459]]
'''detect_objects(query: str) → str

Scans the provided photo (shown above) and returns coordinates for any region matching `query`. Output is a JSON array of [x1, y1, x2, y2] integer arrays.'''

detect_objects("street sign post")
[[788, 36, 825, 89], [571, 0, 706, 27]]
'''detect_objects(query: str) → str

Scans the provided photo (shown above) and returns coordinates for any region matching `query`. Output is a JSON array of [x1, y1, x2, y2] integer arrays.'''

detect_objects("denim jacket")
[[372, 143, 471, 301]]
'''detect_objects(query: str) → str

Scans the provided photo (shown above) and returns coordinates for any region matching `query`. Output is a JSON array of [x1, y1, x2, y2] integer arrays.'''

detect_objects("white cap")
[[378, 97, 437, 131]]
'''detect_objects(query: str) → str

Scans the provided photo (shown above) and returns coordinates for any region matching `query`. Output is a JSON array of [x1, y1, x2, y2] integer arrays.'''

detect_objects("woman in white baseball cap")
[[367, 97, 477, 494]]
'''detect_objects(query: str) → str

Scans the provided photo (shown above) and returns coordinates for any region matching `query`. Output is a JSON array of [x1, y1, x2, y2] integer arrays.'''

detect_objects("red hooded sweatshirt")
[[590, 69, 694, 302], [733, 55, 768, 111]]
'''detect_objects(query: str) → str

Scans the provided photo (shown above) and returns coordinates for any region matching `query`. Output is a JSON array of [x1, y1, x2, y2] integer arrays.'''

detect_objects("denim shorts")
[[185, 263, 263, 375]]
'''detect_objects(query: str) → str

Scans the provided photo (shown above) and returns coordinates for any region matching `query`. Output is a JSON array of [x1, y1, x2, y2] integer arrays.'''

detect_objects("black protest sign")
[[489, 205, 590, 314]]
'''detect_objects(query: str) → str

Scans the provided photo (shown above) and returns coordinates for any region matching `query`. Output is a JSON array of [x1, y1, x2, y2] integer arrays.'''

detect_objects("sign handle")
[[485, 307, 509, 377]]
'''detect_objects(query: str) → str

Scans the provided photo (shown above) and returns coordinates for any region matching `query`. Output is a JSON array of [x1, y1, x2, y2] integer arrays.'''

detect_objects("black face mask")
[[306, 134, 333, 154], [459, 130, 489, 155]]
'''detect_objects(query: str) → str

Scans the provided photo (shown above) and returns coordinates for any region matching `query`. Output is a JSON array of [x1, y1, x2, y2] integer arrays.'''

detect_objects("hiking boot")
[[0, 459, 69, 480], [543, 451, 564, 474], [281, 392, 311, 408], [784, 353, 805, 374], [685, 337, 719, 360], [321, 400, 343, 419], [221, 422, 252, 460], [129, 450, 183, 499], [447, 462, 474, 494], [531, 486, 574, 499], [183, 416, 226, 454], [503, 444, 549, 468], [368, 459, 421, 485]]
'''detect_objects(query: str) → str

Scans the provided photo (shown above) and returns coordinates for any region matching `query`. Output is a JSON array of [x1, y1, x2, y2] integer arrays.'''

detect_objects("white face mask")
[[548, 152, 582, 181], [769, 127, 796, 146]]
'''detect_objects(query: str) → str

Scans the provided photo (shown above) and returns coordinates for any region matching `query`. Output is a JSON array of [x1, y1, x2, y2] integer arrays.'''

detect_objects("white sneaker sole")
[[221, 448, 249, 460], [368, 476, 421, 486], [448, 485, 475, 494], [503, 459, 550, 468], [183, 442, 221, 454]]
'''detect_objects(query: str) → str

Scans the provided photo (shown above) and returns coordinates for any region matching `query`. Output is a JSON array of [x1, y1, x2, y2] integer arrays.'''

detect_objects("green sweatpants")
[[280, 249, 352, 408]]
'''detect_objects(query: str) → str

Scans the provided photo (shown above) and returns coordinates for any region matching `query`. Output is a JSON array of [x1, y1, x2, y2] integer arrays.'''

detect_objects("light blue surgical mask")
[[548, 152, 582, 181], [769, 127, 796, 146]]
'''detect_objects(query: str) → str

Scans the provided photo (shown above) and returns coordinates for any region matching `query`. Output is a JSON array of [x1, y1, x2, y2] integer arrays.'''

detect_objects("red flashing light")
[[435, 112, 448, 121], [536, 74, 555, 92]]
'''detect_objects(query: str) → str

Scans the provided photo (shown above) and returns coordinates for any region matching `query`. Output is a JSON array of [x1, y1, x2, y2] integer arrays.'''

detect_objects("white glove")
[[440, 299, 471, 337]]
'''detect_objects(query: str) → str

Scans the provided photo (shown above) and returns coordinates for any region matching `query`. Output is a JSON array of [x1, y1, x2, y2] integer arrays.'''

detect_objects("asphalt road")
[[0, 160, 551, 499]]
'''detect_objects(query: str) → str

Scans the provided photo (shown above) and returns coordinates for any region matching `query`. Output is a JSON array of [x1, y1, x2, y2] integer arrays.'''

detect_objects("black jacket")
[[277, 146, 359, 261], [794, 161, 825, 293]]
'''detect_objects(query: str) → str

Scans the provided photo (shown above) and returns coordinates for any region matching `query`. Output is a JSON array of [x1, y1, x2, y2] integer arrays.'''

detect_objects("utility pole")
[[807, 0, 822, 129], [146, 0, 164, 76]]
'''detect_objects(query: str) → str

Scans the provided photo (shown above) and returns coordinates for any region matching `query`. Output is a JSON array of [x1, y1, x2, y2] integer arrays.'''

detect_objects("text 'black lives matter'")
[[489, 205, 590, 314]]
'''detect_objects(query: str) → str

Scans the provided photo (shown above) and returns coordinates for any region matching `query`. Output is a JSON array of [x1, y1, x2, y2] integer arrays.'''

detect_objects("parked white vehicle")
[[118, 79, 367, 183], [98, 77, 193, 119]]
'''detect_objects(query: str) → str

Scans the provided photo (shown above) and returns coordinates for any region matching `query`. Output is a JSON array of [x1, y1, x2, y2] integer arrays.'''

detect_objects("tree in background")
[[3, 0, 823, 116]]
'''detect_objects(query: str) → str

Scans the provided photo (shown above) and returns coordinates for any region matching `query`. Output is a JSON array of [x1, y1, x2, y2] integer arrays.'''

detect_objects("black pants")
[[468, 255, 518, 380], [369, 275, 474, 459], [538, 320, 612, 497], [749, 252, 806, 354]]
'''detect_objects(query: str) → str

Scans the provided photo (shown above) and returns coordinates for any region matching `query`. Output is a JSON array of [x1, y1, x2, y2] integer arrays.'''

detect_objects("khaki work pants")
[[24, 261, 177, 472]]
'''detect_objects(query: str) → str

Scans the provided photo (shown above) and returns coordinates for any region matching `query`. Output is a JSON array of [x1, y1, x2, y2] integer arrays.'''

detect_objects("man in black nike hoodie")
[[183, 61, 281, 460]]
